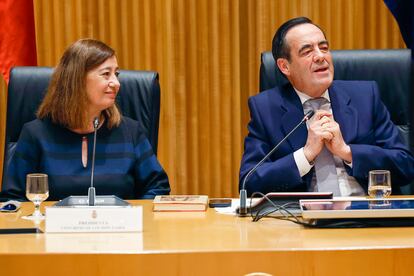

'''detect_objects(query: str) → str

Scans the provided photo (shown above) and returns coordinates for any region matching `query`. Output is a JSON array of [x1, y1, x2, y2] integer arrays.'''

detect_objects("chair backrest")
[[260, 49, 412, 148], [2, 66, 161, 187]]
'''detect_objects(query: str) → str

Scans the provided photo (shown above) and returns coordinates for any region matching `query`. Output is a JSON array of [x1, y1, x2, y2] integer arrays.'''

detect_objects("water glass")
[[368, 170, 391, 198], [22, 173, 49, 220]]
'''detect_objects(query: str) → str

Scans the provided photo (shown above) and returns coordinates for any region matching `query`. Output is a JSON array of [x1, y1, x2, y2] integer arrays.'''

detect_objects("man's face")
[[277, 23, 334, 97]]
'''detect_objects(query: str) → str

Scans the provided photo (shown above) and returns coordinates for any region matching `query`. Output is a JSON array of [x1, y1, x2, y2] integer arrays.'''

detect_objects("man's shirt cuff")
[[343, 159, 353, 168], [293, 147, 314, 177]]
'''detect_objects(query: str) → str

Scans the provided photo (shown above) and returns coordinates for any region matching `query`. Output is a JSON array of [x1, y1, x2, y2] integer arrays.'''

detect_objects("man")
[[239, 17, 414, 196]]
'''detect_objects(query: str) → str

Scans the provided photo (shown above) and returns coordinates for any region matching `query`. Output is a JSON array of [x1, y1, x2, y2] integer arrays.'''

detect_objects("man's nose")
[[313, 49, 325, 63]]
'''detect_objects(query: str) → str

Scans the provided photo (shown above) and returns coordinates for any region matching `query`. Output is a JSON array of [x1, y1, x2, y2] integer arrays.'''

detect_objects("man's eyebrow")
[[298, 40, 330, 54], [298, 44, 312, 55], [319, 40, 329, 46]]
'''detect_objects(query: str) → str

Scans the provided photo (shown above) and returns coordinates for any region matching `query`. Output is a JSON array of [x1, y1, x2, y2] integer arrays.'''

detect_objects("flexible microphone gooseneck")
[[55, 116, 129, 207], [88, 117, 99, 206], [238, 110, 315, 216]]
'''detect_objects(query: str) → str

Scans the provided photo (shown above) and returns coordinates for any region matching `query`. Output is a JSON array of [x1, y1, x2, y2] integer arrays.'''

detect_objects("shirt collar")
[[293, 87, 330, 105]]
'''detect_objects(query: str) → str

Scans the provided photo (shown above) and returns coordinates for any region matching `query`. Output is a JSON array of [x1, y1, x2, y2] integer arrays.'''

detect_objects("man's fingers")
[[321, 130, 334, 141], [314, 110, 332, 120], [319, 116, 332, 126]]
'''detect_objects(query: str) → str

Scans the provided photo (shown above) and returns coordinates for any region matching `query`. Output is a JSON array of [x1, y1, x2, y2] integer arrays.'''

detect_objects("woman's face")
[[85, 56, 120, 116]]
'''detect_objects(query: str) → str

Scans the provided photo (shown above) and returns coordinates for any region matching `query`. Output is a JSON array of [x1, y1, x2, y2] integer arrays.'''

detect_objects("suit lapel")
[[280, 85, 308, 150], [329, 82, 358, 143]]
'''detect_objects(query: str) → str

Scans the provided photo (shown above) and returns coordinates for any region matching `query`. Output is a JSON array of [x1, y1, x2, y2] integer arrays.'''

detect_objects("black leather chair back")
[[2, 66, 161, 187], [260, 49, 412, 147]]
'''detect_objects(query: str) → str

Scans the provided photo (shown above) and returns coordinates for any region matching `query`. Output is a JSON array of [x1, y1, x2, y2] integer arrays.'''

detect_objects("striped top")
[[2, 117, 170, 201]]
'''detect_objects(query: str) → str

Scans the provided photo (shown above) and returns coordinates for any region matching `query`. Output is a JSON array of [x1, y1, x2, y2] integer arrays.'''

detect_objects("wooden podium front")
[[1, 200, 414, 276]]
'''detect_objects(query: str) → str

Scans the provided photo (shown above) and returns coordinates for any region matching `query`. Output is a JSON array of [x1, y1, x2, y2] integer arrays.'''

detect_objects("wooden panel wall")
[[0, 0, 405, 197]]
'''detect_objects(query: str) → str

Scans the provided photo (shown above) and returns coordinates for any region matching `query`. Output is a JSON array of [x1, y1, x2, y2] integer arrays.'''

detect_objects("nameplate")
[[45, 206, 142, 233], [45, 232, 143, 252]]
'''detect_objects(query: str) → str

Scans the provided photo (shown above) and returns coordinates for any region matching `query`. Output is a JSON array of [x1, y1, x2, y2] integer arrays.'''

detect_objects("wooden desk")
[[1, 200, 414, 276]]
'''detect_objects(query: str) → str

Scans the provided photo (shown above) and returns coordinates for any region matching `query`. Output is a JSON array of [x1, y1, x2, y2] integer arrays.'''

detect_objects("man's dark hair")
[[272, 17, 314, 62]]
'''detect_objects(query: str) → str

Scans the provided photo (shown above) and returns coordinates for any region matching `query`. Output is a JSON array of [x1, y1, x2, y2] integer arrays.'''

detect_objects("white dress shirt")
[[292, 88, 365, 196]]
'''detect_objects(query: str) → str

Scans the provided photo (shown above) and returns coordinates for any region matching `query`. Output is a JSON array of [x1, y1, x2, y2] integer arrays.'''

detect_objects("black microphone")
[[238, 110, 315, 216], [55, 116, 130, 207], [88, 117, 99, 206]]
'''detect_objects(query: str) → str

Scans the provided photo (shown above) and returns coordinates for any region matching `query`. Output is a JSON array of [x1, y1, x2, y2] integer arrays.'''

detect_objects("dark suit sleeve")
[[349, 82, 414, 189], [239, 96, 305, 195]]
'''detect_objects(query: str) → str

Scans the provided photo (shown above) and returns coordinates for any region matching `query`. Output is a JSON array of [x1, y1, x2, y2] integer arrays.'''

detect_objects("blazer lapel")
[[280, 85, 308, 150], [329, 83, 358, 143]]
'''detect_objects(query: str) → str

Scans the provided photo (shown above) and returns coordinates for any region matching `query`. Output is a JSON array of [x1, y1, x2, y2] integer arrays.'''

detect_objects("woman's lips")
[[105, 91, 117, 98]]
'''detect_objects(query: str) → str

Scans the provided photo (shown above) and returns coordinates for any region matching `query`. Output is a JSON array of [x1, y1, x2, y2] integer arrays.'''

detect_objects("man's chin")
[[314, 77, 333, 88], [309, 80, 332, 94]]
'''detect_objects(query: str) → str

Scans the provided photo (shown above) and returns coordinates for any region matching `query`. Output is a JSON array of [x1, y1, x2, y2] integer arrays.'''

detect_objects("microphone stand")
[[54, 117, 130, 207], [87, 117, 99, 206], [238, 110, 315, 216]]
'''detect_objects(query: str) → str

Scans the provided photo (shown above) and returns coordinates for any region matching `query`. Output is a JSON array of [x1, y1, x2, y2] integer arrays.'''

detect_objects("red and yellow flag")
[[0, 0, 37, 84]]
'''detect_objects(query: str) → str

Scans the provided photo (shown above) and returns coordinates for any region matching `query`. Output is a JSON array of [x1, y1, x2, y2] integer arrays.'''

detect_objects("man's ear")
[[276, 58, 290, 76]]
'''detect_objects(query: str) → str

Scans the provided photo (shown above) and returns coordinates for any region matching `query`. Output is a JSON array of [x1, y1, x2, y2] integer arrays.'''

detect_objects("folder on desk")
[[237, 192, 333, 217], [300, 198, 414, 228]]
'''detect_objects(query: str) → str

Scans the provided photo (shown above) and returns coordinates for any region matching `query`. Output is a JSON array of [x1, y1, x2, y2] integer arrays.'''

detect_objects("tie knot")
[[303, 97, 329, 113]]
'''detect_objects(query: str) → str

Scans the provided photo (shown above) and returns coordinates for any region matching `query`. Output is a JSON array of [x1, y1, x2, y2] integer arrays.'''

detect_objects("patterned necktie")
[[303, 98, 341, 196]]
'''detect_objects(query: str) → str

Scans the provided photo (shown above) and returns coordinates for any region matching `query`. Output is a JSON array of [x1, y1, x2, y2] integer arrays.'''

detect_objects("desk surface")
[[1, 200, 414, 276]]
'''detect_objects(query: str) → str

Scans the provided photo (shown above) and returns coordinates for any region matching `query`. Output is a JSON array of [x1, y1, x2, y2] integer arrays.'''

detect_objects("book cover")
[[153, 195, 209, 212]]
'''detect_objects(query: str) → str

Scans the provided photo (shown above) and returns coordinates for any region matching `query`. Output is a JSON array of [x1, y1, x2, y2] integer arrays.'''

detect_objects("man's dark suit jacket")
[[239, 80, 414, 195]]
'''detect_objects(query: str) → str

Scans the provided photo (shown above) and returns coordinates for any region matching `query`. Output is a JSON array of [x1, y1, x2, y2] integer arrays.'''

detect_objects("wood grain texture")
[[0, 0, 405, 196], [1, 201, 414, 276]]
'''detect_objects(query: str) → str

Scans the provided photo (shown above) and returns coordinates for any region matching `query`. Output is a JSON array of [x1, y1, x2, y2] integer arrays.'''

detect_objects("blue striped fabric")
[[2, 117, 170, 201]]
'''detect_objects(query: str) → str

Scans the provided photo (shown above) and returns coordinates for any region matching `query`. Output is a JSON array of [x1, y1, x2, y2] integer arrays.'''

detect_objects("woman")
[[3, 39, 170, 201]]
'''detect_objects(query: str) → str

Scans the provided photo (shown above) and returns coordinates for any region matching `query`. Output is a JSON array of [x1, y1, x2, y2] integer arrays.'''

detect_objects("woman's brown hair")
[[37, 38, 121, 130]]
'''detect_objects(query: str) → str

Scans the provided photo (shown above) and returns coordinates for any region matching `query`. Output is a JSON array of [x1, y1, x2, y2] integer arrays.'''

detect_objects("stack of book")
[[153, 195, 209, 212]]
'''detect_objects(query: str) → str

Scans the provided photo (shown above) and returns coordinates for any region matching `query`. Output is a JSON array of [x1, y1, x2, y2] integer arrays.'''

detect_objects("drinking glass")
[[369, 199, 391, 209], [368, 170, 391, 198], [22, 173, 49, 220]]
